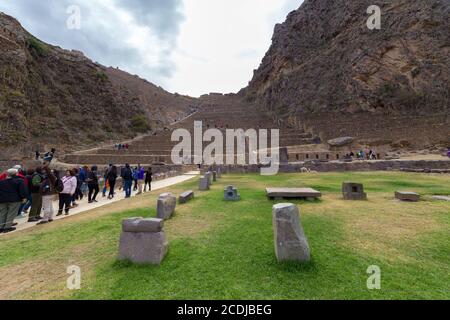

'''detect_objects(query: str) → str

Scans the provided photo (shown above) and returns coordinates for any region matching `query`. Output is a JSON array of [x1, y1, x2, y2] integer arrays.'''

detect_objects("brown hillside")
[[0, 12, 197, 161]]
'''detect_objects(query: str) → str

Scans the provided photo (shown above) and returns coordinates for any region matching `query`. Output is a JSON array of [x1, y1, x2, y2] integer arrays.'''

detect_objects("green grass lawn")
[[0, 172, 449, 300]]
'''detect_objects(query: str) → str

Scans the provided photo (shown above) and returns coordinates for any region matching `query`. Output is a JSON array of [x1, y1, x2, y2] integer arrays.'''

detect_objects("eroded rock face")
[[272, 203, 311, 263], [243, 0, 450, 148], [157, 193, 176, 220]]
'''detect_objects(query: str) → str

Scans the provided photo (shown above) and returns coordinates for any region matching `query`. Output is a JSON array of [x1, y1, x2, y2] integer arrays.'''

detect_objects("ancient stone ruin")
[[224, 185, 241, 201], [342, 183, 367, 200], [272, 203, 310, 263], [118, 217, 168, 265], [395, 191, 420, 202], [266, 187, 322, 200], [157, 193, 176, 220], [199, 176, 210, 191], [179, 190, 194, 204]]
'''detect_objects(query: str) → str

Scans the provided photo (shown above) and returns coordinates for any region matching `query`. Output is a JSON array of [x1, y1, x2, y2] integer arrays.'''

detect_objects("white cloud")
[[169, 0, 303, 97], [0, 0, 303, 97]]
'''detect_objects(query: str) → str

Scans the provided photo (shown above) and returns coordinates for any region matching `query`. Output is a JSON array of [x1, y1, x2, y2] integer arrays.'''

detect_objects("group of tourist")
[[114, 144, 130, 150], [344, 149, 378, 161], [0, 159, 153, 234]]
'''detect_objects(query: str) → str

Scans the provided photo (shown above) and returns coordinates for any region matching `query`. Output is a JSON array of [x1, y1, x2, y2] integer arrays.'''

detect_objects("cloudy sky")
[[0, 0, 303, 97]]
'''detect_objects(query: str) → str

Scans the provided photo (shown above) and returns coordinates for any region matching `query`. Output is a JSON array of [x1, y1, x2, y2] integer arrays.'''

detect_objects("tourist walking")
[[37, 165, 57, 225], [71, 168, 83, 207], [87, 166, 100, 203], [22, 168, 35, 215], [28, 167, 44, 222], [0, 169, 28, 233], [132, 167, 139, 191], [121, 164, 133, 198], [106, 165, 118, 199], [57, 170, 77, 216], [144, 167, 153, 192], [136, 166, 145, 195], [102, 165, 112, 197]]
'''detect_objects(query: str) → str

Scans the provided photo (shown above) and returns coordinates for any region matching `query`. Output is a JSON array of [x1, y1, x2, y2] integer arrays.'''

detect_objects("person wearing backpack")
[[37, 165, 57, 225], [57, 170, 77, 216], [28, 167, 44, 222], [87, 166, 100, 203], [106, 165, 118, 200], [121, 164, 133, 198], [0, 169, 28, 233]]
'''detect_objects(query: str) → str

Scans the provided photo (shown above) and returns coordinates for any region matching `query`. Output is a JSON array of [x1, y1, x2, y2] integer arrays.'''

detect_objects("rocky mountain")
[[242, 0, 450, 148], [0, 12, 197, 160]]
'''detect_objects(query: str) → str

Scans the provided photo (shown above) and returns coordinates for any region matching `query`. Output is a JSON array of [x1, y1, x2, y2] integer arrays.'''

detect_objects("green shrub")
[[26, 37, 49, 57], [131, 115, 150, 133], [95, 71, 108, 82]]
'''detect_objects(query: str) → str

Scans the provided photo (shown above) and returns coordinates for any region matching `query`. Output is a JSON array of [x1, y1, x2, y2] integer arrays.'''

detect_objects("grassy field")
[[0, 172, 449, 300]]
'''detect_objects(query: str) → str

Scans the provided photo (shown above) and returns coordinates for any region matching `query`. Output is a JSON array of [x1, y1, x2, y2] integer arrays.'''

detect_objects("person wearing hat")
[[0, 169, 28, 233]]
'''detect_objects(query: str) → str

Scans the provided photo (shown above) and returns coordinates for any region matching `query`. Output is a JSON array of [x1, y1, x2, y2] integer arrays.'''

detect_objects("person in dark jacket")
[[87, 166, 100, 203], [144, 167, 153, 192], [37, 165, 57, 225], [22, 168, 35, 215], [121, 164, 133, 198], [0, 169, 28, 233], [106, 165, 118, 199], [28, 167, 44, 222]]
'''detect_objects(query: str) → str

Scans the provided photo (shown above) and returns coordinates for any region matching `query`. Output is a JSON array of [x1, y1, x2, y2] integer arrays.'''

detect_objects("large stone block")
[[266, 188, 321, 200], [122, 217, 164, 233], [224, 185, 241, 201], [157, 193, 176, 220], [272, 203, 310, 263], [395, 191, 420, 202], [342, 182, 367, 200], [179, 190, 194, 204], [118, 231, 168, 265], [199, 176, 210, 191], [205, 172, 213, 185]]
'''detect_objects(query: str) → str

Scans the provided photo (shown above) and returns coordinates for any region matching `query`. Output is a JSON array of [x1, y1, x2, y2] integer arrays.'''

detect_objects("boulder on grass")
[[118, 217, 168, 265], [157, 193, 176, 220], [395, 191, 420, 202], [272, 203, 310, 263]]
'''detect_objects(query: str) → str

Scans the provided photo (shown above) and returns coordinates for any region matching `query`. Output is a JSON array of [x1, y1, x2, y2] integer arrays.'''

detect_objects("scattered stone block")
[[179, 190, 194, 204], [199, 176, 210, 191], [206, 171, 213, 185], [395, 191, 420, 202], [342, 182, 367, 200], [272, 203, 310, 263], [266, 188, 322, 200], [118, 217, 168, 265], [431, 195, 450, 202], [157, 193, 176, 220], [122, 217, 164, 233], [224, 185, 241, 201]]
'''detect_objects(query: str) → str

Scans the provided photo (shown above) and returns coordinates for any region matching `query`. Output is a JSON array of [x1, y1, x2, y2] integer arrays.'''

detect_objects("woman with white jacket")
[[57, 170, 78, 216]]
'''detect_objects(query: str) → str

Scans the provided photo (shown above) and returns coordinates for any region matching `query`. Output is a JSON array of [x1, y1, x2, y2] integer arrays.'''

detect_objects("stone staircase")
[[60, 95, 320, 165]]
